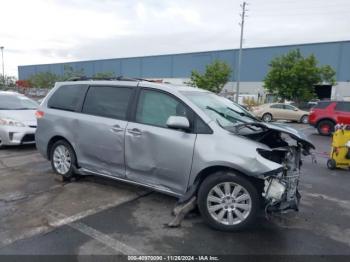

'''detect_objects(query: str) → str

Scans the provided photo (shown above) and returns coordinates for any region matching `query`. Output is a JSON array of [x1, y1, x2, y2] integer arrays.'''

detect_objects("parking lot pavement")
[[0, 123, 350, 255], [0, 145, 149, 248]]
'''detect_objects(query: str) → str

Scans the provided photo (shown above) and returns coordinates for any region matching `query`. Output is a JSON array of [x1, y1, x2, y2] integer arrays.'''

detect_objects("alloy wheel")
[[262, 114, 272, 122], [53, 145, 72, 175], [301, 116, 308, 124], [206, 182, 252, 225]]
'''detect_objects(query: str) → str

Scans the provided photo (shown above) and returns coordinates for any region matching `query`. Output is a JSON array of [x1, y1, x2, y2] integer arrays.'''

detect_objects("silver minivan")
[[35, 79, 314, 231]]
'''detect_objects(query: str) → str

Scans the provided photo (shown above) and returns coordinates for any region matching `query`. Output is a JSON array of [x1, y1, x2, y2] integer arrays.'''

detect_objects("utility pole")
[[0, 46, 4, 86], [235, 2, 247, 103]]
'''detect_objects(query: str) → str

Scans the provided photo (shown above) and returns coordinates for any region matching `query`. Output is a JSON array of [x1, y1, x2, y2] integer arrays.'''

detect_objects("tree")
[[0, 74, 17, 89], [264, 49, 336, 102], [92, 71, 115, 79], [28, 72, 60, 88], [61, 65, 85, 80], [188, 60, 232, 93]]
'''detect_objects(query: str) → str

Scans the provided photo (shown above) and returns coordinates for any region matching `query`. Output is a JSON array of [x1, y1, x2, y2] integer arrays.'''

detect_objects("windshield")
[[182, 91, 258, 128], [0, 95, 39, 110]]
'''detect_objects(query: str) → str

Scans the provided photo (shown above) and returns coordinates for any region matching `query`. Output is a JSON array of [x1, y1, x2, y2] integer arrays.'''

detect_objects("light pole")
[[0, 46, 4, 85], [235, 2, 248, 103]]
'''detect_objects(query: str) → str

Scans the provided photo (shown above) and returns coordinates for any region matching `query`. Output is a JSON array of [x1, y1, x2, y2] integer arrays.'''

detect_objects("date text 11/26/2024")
[[128, 256, 220, 261]]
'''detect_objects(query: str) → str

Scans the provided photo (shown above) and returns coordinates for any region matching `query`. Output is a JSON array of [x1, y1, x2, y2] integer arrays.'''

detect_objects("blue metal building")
[[18, 40, 350, 98]]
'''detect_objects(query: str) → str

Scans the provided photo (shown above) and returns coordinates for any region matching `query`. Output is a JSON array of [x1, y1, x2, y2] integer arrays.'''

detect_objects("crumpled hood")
[[0, 110, 37, 126], [263, 122, 315, 150]]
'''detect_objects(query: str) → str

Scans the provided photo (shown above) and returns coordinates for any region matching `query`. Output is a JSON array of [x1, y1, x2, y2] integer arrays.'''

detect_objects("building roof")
[[18, 40, 350, 82]]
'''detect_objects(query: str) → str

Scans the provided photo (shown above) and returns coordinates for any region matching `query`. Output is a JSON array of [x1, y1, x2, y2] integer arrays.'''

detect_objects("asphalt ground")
[[0, 123, 349, 258]]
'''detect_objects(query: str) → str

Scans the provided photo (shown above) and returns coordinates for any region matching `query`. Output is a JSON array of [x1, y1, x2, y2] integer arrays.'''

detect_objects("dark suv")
[[309, 101, 350, 135]]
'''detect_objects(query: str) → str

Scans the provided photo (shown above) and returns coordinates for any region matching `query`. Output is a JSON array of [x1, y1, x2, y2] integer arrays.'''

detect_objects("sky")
[[0, 0, 349, 77]]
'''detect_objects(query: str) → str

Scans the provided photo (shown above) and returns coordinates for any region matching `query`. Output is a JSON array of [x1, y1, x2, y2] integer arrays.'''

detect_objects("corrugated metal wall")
[[18, 41, 350, 82]]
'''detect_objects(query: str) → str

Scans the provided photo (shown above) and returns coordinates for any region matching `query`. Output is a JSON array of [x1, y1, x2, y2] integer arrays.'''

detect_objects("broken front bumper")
[[261, 146, 302, 213]]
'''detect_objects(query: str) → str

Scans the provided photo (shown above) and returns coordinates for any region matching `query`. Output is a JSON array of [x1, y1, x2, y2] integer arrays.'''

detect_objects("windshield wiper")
[[12, 108, 36, 110], [226, 107, 260, 122], [206, 106, 248, 124]]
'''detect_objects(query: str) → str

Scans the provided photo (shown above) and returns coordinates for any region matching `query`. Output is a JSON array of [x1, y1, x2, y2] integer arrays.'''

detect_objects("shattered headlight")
[[0, 118, 25, 127], [263, 177, 286, 202]]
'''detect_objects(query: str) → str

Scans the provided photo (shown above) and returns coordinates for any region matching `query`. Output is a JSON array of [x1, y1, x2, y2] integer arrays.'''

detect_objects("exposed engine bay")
[[238, 122, 315, 214]]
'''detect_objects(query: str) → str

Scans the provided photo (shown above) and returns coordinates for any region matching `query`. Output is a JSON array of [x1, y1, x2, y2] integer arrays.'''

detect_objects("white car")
[[0, 91, 38, 147]]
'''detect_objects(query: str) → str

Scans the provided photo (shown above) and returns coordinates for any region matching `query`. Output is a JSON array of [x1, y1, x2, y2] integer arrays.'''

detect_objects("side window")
[[82, 86, 133, 120], [136, 90, 192, 128], [335, 102, 350, 112], [314, 101, 332, 109], [48, 85, 87, 111], [284, 105, 295, 110], [270, 104, 283, 109]]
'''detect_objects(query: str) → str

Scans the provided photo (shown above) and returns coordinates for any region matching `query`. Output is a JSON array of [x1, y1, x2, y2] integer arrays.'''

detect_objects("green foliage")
[[0, 75, 17, 88], [92, 71, 115, 79], [264, 49, 336, 102], [61, 65, 85, 80], [28, 72, 59, 88], [188, 60, 232, 93]]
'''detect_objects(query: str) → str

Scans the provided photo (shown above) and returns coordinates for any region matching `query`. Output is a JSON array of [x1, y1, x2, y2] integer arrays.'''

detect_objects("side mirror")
[[166, 116, 190, 131], [294, 108, 298, 111]]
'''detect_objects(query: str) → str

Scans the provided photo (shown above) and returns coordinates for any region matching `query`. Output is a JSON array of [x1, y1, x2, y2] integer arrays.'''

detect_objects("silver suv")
[[36, 79, 314, 231]]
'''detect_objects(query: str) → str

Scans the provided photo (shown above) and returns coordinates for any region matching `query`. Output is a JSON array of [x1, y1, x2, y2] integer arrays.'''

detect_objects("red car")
[[309, 101, 350, 135]]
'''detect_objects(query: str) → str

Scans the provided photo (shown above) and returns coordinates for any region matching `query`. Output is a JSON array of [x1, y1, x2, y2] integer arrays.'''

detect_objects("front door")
[[283, 104, 300, 121], [76, 84, 136, 177], [125, 89, 196, 195]]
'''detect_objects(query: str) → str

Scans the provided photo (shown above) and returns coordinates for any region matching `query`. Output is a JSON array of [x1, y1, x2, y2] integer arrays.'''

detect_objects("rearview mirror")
[[166, 116, 190, 131]]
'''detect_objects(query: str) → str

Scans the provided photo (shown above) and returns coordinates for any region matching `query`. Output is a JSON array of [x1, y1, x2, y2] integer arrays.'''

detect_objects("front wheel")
[[197, 172, 259, 231], [262, 113, 272, 122], [50, 140, 77, 178]]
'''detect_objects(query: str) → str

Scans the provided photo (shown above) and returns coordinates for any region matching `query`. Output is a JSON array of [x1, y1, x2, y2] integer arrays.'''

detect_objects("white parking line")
[[48, 210, 140, 255]]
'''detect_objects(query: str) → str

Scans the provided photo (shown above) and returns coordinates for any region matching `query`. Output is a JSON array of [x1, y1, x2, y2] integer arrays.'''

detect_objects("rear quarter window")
[[335, 102, 350, 112], [48, 85, 87, 111]]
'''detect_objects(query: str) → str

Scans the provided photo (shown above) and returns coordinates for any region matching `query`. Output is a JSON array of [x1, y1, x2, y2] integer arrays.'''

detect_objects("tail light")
[[35, 110, 44, 119]]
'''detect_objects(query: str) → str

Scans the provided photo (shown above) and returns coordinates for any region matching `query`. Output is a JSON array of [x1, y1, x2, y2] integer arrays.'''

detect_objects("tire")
[[197, 171, 259, 231], [327, 159, 336, 170], [50, 140, 77, 178], [317, 120, 335, 136], [300, 115, 309, 124], [262, 113, 272, 122]]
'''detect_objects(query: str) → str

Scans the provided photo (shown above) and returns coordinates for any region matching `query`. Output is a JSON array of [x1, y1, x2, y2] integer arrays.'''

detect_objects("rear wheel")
[[50, 140, 76, 178], [262, 113, 272, 122], [300, 115, 309, 124], [317, 120, 335, 136], [197, 172, 259, 231]]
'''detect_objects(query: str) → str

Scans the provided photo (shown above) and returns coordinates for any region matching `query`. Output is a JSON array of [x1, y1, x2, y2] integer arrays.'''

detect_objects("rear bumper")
[[0, 126, 36, 146]]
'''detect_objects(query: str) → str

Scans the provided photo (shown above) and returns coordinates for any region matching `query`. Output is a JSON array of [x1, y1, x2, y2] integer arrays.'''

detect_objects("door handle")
[[127, 128, 142, 136], [110, 125, 124, 133]]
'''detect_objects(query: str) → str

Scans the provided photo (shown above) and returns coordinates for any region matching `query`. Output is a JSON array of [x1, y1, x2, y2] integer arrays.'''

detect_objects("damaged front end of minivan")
[[242, 122, 315, 214]]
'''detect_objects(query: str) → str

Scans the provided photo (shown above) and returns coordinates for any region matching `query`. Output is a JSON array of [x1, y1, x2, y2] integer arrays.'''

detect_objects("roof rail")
[[66, 76, 158, 82]]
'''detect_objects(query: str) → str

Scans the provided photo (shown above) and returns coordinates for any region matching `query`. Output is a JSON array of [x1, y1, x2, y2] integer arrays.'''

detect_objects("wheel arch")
[[179, 165, 263, 203], [316, 118, 336, 127], [47, 135, 76, 162]]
